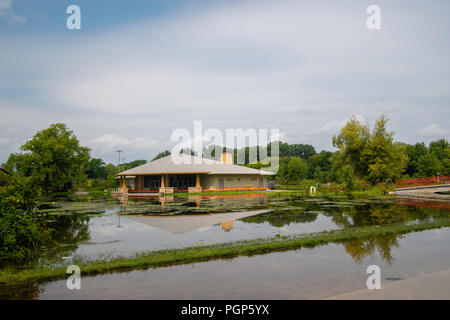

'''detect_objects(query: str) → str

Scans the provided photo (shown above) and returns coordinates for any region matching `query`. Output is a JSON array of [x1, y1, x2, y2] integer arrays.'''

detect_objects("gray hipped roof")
[[124, 209, 270, 233], [117, 154, 274, 176]]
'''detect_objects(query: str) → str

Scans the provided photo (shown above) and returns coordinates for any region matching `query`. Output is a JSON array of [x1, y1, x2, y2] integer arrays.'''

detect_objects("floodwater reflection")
[[23, 193, 450, 266], [2, 227, 450, 299], [1, 193, 450, 299]]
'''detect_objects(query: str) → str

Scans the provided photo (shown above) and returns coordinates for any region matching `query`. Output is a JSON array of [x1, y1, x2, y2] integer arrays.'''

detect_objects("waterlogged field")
[[17, 228, 450, 300], [1, 192, 450, 299], [26, 193, 450, 263]]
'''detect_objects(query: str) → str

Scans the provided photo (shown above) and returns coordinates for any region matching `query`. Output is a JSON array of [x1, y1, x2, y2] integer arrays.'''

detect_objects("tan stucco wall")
[[132, 174, 268, 191], [201, 174, 267, 189]]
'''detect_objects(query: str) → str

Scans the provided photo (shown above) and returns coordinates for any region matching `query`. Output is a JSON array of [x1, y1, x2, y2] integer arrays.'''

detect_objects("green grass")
[[273, 185, 392, 197], [1, 218, 450, 286]]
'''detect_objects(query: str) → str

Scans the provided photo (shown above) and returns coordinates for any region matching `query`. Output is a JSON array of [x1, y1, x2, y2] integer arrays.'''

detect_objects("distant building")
[[115, 152, 273, 195]]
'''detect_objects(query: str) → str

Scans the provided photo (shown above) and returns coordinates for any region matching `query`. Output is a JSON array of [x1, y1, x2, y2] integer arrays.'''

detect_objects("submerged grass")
[[1, 218, 450, 286]]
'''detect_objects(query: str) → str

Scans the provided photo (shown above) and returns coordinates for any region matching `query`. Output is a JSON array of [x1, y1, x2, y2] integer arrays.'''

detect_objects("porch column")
[[161, 175, 165, 188], [196, 173, 200, 187], [138, 175, 143, 190], [164, 174, 169, 187]]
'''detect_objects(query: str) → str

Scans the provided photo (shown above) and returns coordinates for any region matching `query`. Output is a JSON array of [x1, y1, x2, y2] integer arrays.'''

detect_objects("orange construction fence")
[[395, 175, 450, 188]]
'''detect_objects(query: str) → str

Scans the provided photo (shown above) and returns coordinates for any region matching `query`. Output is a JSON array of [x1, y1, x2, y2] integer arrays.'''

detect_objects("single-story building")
[[115, 152, 274, 195]]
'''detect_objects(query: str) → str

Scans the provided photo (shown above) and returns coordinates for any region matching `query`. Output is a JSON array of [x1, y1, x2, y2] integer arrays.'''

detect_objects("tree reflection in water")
[[0, 214, 92, 300], [243, 195, 449, 264], [343, 234, 401, 265], [2, 194, 449, 299]]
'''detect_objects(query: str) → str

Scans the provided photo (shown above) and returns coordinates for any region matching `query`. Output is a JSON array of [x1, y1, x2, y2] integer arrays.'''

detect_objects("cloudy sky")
[[1, 0, 449, 164]]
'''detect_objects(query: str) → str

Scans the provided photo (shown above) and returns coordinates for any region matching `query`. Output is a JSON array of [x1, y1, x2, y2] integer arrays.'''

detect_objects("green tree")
[[416, 152, 442, 177], [307, 151, 333, 181], [278, 142, 316, 159], [5, 124, 90, 193], [332, 115, 370, 177], [105, 163, 118, 176], [103, 163, 119, 188], [85, 158, 107, 179], [274, 157, 290, 184], [404, 142, 428, 177], [333, 115, 407, 184], [121, 160, 147, 171], [361, 116, 408, 184], [152, 150, 171, 161], [0, 176, 49, 262], [339, 166, 356, 192], [429, 139, 449, 161], [0, 168, 10, 186], [287, 157, 308, 183], [441, 148, 450, 175]]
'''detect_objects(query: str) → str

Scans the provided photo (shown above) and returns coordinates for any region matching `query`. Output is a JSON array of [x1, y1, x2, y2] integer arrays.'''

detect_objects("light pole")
[[117, 215, 123, 228], [116, 150, 123, 172]]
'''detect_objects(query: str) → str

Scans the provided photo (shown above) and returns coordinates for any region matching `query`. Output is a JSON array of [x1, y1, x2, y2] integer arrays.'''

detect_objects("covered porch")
[[118, 173, 203, 195]]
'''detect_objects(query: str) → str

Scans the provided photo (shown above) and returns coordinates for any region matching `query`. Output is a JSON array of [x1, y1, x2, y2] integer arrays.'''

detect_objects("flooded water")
[[1, 193, 450, 299], [32, 193, 450, 263], [3, 227, 450, 300]]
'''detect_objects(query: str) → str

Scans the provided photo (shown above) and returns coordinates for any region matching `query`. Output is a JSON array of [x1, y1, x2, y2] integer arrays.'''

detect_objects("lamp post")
[[116, 150, 123, 172], [116, 215, 123, 228], [437, 172, 440, 184]]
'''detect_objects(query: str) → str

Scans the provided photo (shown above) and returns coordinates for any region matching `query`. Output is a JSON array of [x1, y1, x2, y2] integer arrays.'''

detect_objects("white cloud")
[[88, 134, 159, 153], [0, 0, 449, 161], [310, 115, 365, 135], [419, 123, 450, 137], [0, 0, 12, 14], [314, 120, 347, 134], [8, 14, 26, 25], [0, 0, 26, 25]]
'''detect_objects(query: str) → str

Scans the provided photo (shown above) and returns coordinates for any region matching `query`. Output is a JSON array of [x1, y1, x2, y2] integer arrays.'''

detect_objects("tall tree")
[[85, 158, 107, 179], [416, 153, 442, 177], [428, 139, 449, 161], [332, 115, 370, 177], [404, 142, 428, 177], [332, 115, 407, 184], [307, 151, 333, 181], [362, 116, 408, 184], [5, 123, 90, 193], [287, 157, 308, 183]]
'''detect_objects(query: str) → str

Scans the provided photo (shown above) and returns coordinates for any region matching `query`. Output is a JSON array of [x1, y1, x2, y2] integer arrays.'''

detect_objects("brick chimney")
[[220, 152, 233, 164]]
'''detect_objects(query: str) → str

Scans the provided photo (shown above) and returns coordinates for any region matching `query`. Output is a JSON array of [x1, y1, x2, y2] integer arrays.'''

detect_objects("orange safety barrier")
[[202, 187, 266, 192], [395, 175, 450, 188], [129, 187, 266, 193]]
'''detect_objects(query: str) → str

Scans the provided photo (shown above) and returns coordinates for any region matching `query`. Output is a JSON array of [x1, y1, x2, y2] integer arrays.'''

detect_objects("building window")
[[144, 176, 160, 189], [226, 178, 233, 181], [251, 177, 257, 181]]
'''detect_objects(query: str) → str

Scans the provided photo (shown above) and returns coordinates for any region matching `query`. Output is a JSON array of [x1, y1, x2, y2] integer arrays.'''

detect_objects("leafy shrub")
[[0, 176, 50, 263]]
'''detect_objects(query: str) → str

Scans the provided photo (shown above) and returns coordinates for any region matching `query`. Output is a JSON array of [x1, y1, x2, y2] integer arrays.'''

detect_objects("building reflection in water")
[[221, 220, 234, 232]]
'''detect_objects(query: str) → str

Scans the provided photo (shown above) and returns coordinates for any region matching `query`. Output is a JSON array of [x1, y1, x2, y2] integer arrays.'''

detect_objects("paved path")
[[325, 268, 450, 300], [393, 184, 450, 201]]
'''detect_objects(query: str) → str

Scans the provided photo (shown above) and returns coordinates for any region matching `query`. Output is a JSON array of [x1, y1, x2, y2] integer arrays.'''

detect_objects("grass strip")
[[1, 218, 450, 286]]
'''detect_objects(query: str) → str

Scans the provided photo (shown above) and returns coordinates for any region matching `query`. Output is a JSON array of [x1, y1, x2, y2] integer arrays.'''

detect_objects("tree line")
[[1, 117, 449, 262], [2, 118, 449, 194]]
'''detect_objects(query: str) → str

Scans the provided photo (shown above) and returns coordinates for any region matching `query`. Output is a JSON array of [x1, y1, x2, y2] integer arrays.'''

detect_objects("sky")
[[0, 0, 449, 164]]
